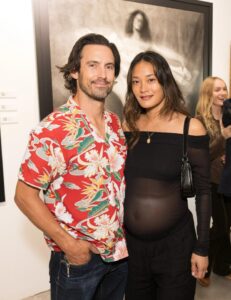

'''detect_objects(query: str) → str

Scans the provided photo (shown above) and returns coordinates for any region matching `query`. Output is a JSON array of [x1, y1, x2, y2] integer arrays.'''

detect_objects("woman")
[[219, 98, 231, 197], [123, 51, 211, 300], [196, 77, 231, 286]]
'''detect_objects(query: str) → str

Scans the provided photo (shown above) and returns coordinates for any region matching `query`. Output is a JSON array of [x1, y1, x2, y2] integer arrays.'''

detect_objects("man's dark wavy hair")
[[58, 33, 120, 94]]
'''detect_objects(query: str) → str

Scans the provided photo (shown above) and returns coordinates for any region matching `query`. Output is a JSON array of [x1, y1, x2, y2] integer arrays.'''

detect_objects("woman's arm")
[[188, 118, 211, 278]]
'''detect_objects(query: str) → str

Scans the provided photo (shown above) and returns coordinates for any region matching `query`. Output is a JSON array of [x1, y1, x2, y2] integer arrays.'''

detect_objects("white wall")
[[0, 0, 230, 299], [0, 1, 49, 299], [205, 0, 231, 85], [197, 0, 231, 84]]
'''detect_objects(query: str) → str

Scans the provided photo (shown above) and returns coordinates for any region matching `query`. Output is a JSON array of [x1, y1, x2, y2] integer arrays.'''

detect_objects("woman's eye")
[[132, 80, 139, 85]]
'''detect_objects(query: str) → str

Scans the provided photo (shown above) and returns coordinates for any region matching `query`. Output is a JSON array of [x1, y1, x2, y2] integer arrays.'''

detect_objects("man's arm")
[[15, 180, 99, 264]]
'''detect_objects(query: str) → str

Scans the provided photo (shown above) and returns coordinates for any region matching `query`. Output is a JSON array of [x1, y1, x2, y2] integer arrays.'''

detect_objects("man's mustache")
[[91, 79, 117, 85]]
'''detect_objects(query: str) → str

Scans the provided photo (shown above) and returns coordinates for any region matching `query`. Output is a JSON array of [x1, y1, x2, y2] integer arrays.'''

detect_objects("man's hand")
[[191, 253, 208, 279], [64, 239, 100, 265]]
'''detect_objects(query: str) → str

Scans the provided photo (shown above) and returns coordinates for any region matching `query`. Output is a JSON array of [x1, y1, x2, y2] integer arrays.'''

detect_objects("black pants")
[[125, 213, 196, 300], [206, 183, 231, 277]]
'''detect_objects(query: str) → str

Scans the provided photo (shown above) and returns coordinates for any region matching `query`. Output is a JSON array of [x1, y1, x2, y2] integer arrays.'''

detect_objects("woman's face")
[[212, 79, 228, 108], [133, 13, 144, 32], [131, 60, 165, 111]]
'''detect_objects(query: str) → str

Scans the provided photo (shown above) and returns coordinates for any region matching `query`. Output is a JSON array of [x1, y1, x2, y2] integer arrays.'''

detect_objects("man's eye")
[[106, 65, 114, 70]]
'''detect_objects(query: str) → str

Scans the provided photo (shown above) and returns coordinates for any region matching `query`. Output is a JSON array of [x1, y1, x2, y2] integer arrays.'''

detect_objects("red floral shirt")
[[19, 98, 128, 262]]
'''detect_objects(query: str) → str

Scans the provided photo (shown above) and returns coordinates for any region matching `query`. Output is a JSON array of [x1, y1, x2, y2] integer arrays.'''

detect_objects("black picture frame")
[[230, 45, 231, 97], [0, 129, 5, 202], [33, 0, 212, 120]]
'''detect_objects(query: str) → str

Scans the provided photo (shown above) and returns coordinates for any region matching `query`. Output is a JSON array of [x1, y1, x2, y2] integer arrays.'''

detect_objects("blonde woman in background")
[[196, 76, 231, 287]]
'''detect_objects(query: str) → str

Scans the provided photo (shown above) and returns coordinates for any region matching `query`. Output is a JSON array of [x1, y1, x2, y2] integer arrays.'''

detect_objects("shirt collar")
[[66, 95, 112, 124]]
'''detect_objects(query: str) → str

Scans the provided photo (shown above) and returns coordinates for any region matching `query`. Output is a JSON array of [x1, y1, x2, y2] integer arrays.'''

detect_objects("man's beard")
[[78, 78, 114, 102]]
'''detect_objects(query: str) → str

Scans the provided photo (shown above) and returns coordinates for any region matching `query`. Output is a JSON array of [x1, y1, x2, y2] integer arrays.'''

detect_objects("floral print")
[[19, 97, 128, 262]]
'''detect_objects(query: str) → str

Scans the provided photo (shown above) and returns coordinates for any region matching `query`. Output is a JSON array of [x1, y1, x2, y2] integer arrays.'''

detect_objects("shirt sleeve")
[[18, 127, 66, 190], [188, 135, 211, 256]]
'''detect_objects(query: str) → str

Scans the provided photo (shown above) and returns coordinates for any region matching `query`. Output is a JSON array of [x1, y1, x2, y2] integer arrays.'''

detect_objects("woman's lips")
[[140, 95, 153, 100]]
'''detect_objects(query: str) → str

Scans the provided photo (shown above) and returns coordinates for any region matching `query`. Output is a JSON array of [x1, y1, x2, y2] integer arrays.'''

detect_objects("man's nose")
[[97, 66, 106, 78]]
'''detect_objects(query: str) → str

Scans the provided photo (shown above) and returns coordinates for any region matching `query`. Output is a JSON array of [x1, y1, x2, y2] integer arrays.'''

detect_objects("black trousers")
[[206, 183, 231, 277], [125, 213, 196, 300]]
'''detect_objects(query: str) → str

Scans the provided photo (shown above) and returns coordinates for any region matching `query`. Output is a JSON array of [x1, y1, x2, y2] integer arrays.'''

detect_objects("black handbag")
[[181, 116, 195, 198], [222, 98, 231, 127]]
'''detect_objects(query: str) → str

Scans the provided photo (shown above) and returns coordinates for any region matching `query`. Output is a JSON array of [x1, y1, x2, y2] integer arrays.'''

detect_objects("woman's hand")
[[220, 154, 226, 165], [191, 253, 208, 279]]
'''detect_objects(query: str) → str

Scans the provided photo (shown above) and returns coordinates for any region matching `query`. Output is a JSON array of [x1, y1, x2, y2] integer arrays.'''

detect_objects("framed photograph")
[[33, 0, 212, 119], [0, 130, 5, 202], [230, 44, 231, 97]]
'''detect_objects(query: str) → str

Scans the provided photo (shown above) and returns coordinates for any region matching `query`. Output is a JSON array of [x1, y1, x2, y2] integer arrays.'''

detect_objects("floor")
[[195, 273, 231, 300], [23, 273, 231, 300]]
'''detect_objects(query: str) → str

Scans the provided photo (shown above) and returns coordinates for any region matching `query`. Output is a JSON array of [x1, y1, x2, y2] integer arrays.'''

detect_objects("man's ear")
[[71, 71, 78, 79]]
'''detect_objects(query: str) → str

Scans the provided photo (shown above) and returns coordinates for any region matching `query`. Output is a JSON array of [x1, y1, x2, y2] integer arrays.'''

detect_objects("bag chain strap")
[[183, 116, 190, 160]]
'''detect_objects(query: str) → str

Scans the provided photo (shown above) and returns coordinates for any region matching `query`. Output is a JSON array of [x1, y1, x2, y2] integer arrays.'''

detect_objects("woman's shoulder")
[[164, 113, 206, 136], [188, 117, 207, 136]]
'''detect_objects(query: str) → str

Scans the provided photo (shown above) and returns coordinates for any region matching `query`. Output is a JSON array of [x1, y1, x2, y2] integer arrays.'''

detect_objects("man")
[[15, 33, 128, 300]]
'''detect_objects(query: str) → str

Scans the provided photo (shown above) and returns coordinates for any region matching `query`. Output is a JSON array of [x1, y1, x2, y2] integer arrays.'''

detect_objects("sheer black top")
[[124, 131, 211, 256]]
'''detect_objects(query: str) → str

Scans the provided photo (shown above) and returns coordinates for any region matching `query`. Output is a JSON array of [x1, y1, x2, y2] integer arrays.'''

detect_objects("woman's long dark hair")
[[124, 51, 189, 147], [125, 10, 152, 41]]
